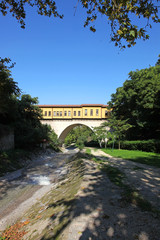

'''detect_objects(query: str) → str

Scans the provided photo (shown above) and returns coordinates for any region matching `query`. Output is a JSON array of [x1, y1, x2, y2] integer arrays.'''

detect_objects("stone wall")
[[0, 126, 14, 151]]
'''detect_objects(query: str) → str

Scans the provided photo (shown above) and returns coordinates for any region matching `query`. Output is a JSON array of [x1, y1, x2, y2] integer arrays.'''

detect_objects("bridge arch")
[[58, 123, 94, 142], [41, 119, 107, 142]]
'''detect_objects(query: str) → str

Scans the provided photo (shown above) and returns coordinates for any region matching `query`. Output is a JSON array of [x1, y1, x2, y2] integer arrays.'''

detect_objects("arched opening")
[[58, 124, 94, 144]]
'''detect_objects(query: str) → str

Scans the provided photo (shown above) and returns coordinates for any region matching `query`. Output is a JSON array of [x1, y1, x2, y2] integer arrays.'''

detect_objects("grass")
[[102, 148, 160, 168], [85, 148, 91, 154]]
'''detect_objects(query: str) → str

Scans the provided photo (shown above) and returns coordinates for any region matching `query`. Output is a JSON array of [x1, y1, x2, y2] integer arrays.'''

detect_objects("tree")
[[92, 125, 109, 148], [14, 94, 59, 149], [106, 115, 132, 149], [1, 0, 160, 48], [108, 59, 160, 140], [0, 59, 59, 149], [48, 127, 59, 151], [156, 54, 160, 66], [0, 58, 20, 125], [64, 125, 93, 149]]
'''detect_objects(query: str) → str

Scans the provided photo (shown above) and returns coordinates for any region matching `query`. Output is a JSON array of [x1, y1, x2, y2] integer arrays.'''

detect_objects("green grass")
[[102, 148, 160, 168], [85, 148, 91, 154]]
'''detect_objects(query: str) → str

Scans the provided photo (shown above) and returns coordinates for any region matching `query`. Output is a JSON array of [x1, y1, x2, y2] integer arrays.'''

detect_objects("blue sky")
[[1, 0, 160, 105]]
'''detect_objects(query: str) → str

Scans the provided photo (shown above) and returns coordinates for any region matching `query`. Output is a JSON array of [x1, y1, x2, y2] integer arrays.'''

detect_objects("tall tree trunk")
[[118, 140, 120, 150], [98, 140, 102, 148], [104, 138, 107, 148]]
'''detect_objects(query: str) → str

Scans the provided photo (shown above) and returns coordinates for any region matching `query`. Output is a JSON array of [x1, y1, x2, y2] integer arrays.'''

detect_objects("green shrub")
[[107, 139, 160, 153], [85, 140, 99, 148]]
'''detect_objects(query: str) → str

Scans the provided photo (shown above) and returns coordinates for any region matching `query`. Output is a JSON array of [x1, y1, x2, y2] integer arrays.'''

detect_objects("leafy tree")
[[0, 59, 59, 149], [105, 115, 132, 149], [156, 54, 160, 66], [1, 0, 160, 48], [48, 127, 59, 151], [14, 94, 59, 149], [76, 135, 86, 150], [64, 129, 76, 146], [100, 121, 115, 148], [92, 125, 108, 148], [14, 94, 42, 147], [64, 125, 93, 149], [108, 60, 160, 140], [0, 58, 20, 125]]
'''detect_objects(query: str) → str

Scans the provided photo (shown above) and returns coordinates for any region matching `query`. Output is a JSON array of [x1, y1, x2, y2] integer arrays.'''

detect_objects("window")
[[53, 111, 56, 116], [78, 111, 81, 116], [48, 111, 51, 116], [74, 111, 76, 116], [57, 111, 59, 116], [44, 111, 47, 116], [85, 109, 87, 116], [64, 111, 67, 116], [68, 111, 71, 116], [60, 111, 62, 116], [96, 109, 99, 116], [105, 110, 108, 116], [90, 109, 93, 116]]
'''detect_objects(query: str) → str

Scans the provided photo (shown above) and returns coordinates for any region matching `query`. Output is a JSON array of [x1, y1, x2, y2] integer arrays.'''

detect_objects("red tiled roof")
[[38, 104, 108, 108]]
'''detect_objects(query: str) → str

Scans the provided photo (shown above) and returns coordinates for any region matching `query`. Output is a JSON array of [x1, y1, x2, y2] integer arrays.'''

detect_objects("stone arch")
[[58, 123, 94, 142], [41, 119, 107, 143]]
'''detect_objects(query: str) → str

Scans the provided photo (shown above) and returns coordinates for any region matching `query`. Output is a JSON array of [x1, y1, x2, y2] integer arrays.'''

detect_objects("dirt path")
[[60, 149, 160, 240], [0, 149, 78, 231], [90, 148, 160, 210]]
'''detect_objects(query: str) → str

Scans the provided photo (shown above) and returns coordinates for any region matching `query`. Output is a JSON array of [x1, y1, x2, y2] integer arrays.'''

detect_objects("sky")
[[1, 0, 160, 105]]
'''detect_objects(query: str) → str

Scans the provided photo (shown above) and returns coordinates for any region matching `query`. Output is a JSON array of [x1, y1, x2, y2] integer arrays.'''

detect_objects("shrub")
[[107, 139, 160, 153]]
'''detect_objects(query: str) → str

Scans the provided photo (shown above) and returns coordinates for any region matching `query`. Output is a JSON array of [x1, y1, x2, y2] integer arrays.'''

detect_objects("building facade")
[[38, 104, 109, 120]]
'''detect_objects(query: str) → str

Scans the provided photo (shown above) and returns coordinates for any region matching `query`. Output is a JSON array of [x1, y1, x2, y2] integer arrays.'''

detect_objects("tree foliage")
[[64, 125, 93, 149], [92, 125, 109, 148], [156, 54, 160, 66], [105, 115, 132, 149], [1, 0, 160, 48], [108, 60, 160, 140], [14, 94, 59, 149], [0, 58, 20, 125], [0, 60, 59, 149]]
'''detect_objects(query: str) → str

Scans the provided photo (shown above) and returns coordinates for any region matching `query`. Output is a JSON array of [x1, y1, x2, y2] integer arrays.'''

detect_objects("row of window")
[[44, 109, 100, 117]]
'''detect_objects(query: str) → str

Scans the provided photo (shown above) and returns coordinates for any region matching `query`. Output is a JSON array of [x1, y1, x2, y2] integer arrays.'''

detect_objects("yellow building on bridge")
[[38, 104, 109, 120]]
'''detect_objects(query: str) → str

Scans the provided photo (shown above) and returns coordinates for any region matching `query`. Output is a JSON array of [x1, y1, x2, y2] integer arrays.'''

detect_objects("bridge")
[[39, 104, 109, 142]]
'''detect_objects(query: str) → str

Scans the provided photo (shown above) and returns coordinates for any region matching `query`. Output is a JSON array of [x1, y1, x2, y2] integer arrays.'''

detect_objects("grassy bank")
[[102, 149, 160, 168]]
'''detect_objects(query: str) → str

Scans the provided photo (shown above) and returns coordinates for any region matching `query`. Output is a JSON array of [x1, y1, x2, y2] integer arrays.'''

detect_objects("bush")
[[85, 140, 99, 148], [107, 139, 160, 153]]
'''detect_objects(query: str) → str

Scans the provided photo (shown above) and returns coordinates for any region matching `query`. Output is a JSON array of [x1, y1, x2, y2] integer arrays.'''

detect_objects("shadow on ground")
[[40, 153, 160, 240]]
